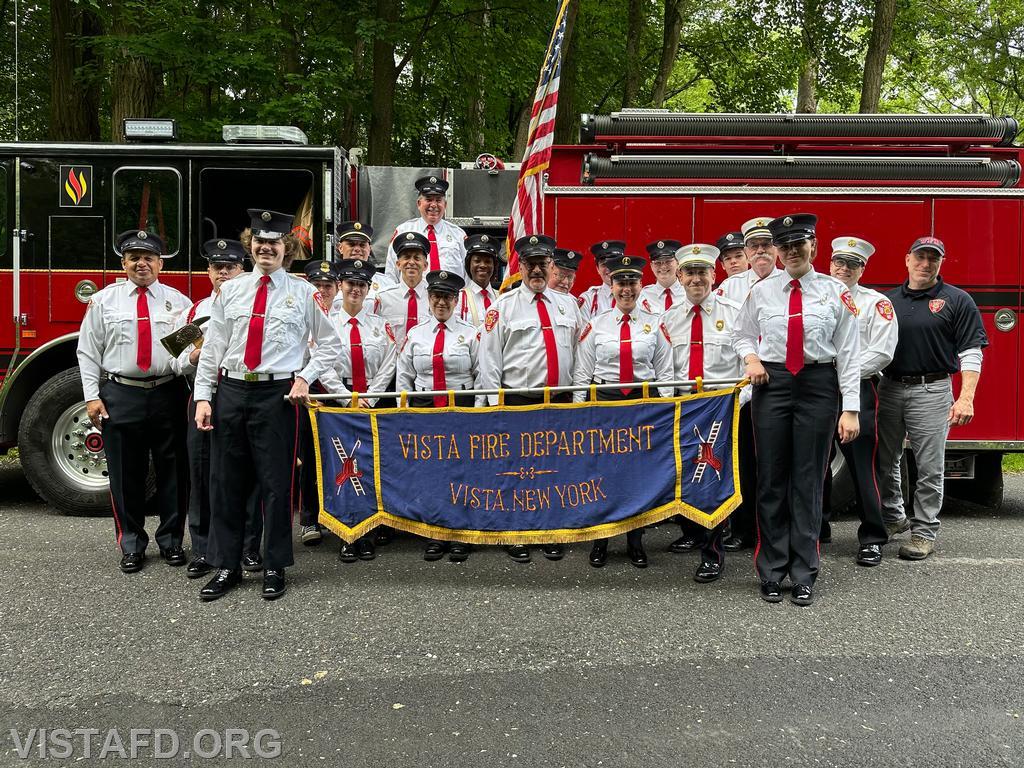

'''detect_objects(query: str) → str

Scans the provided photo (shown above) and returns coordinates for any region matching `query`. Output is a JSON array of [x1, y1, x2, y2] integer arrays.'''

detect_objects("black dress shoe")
[[423, 541, 447, 561], [186, 557, 212, 579], [506, 545, 530, 563], [356, 539, 376, 561], [199, 569, 242, 601], [856, 544, 882, 567], [541, 544, 564, 561], [160, 547, 187, 567], [628, 544, 648, 568], [589, 542, 608, 568], [262, 569, 286, 600], [694, 560, 723, 583], [241, 551, 263, 572], [759, 581, 784, 603], [722, 535, 749, 552], [119, 552, 146, 573], [338, 542, 358, 563], [373, 526, 393, 546], [790, 584, 814, 606], [448, 543, 470, 562], [668, 535, 698, 553]]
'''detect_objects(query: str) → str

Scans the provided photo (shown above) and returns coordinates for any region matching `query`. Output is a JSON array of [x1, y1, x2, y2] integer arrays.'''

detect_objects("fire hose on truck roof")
[[580, 112, 1020, 146]]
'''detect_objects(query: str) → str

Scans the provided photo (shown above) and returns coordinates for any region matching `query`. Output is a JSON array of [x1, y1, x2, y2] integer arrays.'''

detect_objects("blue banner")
[[310, 388, 742, 544]]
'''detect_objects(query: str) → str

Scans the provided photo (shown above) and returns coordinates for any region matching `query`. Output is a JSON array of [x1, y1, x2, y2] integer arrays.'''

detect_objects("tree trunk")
[[109, 0, 160, 141], [464, 1, 490, 158], [859, 0, 897, 113], [50, 0, 101, 140], [552, 0, 581, 145], [651, 0, 686, 108], [795, 7, 817, 113], [623, 0, 645, 107], [339, 38, 364, 149], [368, 0, 399, 164]]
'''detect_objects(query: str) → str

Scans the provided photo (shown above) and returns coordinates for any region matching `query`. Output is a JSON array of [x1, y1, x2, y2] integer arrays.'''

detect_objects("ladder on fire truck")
[[691, 422, 722, 483], [331, 437, 365, 496]]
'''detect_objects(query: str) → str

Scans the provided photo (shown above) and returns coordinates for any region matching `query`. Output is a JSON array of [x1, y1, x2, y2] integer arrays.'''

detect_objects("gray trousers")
[[876, 377, 952, 541]]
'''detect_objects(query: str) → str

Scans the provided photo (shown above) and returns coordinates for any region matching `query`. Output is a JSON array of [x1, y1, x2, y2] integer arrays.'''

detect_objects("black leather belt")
[[888, 373, 949, 384]]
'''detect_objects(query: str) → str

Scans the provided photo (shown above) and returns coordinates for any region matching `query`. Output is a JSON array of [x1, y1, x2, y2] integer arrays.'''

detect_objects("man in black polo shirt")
[[877, 236, 987, 560]]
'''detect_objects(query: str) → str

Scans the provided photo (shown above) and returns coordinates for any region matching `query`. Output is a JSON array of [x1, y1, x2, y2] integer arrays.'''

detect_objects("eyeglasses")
[[831, 257, 864, 269]]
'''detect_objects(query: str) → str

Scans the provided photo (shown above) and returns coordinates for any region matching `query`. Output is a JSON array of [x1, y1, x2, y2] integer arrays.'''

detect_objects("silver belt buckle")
[[244, 372, 258, 382]]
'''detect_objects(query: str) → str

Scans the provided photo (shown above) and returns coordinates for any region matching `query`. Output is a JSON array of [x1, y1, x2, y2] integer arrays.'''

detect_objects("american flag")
[[502, 0, 572, 289]]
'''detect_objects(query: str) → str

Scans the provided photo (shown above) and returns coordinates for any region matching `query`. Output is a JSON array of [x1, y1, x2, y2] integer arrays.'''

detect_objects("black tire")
[[829, 450, 857, 515], [17, 368, 150, 516]]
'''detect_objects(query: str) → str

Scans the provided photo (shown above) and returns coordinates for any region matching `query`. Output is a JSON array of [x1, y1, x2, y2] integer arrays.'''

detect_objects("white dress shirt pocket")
[[108, 312, 136, 346]]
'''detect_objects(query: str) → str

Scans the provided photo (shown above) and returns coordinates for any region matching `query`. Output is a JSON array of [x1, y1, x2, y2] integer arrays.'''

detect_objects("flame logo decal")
[[64, 167, 88, 205]]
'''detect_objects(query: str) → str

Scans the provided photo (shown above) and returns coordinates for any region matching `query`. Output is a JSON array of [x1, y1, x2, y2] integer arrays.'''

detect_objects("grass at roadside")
[[1003, 453, 1024, 473]]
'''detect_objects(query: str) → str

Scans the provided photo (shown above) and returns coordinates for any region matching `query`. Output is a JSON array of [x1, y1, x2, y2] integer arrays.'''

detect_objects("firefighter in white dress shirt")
[[639, 239, 685, 313], [384, 176, 468, 281]]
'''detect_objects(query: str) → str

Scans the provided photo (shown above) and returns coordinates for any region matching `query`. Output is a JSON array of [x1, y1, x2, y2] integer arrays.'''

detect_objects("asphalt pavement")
[[1, 460, 1022, 767]]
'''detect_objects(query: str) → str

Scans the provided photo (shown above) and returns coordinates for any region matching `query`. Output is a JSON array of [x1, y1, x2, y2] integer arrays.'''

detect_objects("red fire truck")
[[0, 122, 515, 514], [545, 111, 1023, 508], [0, 113, 1018, 514]]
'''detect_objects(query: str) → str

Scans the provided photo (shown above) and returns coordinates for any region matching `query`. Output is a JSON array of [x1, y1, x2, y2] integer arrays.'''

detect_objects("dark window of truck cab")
[[112, 167, 181, 257]]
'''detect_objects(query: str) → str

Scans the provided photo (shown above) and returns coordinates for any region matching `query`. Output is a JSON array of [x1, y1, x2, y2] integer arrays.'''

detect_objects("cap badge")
[[429, 176, 438, 183], [756, 219, 765, 226], [217, 239, 227, 249], [847, 238, 857, 248], [405, 232, 415, 240], [657, 241, 665, 248], [354, 222, 362, 230], [320, 261, 330, 273], [530, 236, 538, 245], [261, 211, 272, 222], [439, 271, 448, 279], [602, 241, 609, 248], [726, 234, 734, 242], [481, 234, 489, 242], [783, 216, 793, 226], [692, 246, 700, 254], [137, 230, 147, 239], [568, 251, 576, 259], [623, 257, 631, 265], [354, 260, 362, 268]]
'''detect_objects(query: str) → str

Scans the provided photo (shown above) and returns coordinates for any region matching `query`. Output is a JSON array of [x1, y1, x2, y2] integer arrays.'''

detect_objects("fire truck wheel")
[[17, 368, 152, 516], [829, 451, 856, 515]]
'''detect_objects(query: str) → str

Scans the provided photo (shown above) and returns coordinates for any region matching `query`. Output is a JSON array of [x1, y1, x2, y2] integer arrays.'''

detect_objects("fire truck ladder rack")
[[579, 112, 1020, 146], [580, 153, 1022, 187]]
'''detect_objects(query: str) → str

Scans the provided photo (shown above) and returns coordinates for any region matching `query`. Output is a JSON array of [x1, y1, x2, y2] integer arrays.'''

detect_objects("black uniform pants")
[[101, 377, 188, 554], [752, 362, 839, 586], [208, 378, 298, 571], [186, 396, 263, 557], [297, 406, 320, 528], [837, 377, 887, 547], [503, 392, 573, 406]]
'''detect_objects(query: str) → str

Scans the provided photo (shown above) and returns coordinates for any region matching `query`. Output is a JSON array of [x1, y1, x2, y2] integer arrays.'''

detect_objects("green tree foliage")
[[3, 0, 1024, 158]]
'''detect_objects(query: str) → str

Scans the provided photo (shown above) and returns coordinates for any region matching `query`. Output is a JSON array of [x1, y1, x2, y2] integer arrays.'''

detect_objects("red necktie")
[[244, 274, 271, 370], [786, 279, 804, 376], [135, 287, 151, 372], [534, 295, 559, 387], [664, 288, 673, 311], [348, 317, 367, 393], [619, 313, 634, 395], [432, 322, 447, 407], [481, 289, 491, 310], [406, 288, 418, 335], [688, 304, 703, 380], [426, 225, 441, 272]]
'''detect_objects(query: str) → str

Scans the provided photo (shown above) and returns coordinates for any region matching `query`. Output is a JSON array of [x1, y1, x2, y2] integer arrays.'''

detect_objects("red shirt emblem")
[[660, 323, 672, 344], [840, 290, 858, 316], [579, 322, 592, 342], [929, 298, 946, 314], [384, 322, 396, 343], [484, 308, 499, 333], [875, 299, 894, 321]]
